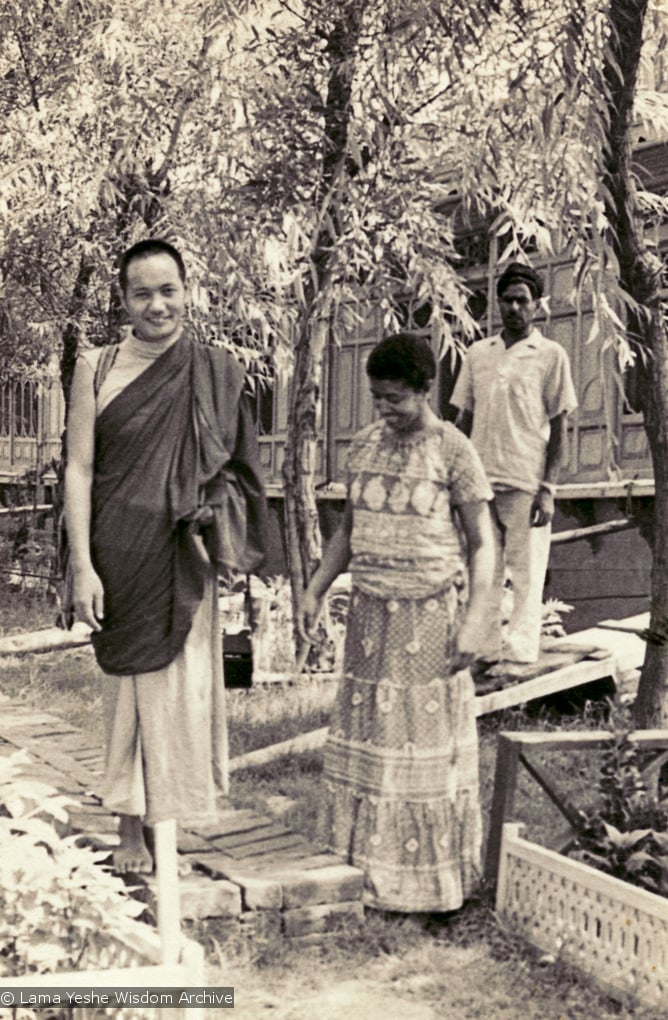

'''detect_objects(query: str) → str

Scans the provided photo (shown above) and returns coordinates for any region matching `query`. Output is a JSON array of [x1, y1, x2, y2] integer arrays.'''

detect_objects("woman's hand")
[[452, 611, 482, 673], [297, 587, 325, 645], [72, 565, 105, 631]]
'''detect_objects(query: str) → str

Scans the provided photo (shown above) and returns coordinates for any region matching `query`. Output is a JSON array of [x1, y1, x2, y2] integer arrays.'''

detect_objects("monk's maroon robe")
[[90, 335, 266, 675]]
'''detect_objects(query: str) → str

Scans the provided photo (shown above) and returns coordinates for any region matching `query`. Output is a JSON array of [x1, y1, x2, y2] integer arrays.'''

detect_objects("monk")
[[65, 238, 267, 872]]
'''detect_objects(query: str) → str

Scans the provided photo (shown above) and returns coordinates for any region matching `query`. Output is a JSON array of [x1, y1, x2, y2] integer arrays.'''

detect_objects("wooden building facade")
[[253, 139, 668, 629], [0, 375, 63, 496], [2, 140, 665, 627], [256, 141, 668, 500]]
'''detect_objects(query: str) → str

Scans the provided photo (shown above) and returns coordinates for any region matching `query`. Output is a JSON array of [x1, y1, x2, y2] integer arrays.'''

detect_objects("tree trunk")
[[52, 250, 96, 604], [635, 309, 668, 725], [60, 253, 96, 416], [282, 317, 329, 594], [601, 0, 668, 724], [282, 4, 365, 649]]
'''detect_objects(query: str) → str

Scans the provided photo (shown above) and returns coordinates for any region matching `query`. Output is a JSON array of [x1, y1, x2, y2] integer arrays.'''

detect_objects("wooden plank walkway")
[[473, 613, 648, 715], [0, 696, 364, 936]]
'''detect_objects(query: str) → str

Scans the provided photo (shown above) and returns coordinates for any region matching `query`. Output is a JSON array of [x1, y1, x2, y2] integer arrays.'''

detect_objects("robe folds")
[[90, 335, 267, 676]]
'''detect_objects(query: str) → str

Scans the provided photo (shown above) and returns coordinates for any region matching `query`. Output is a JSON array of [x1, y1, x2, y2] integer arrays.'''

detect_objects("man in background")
[[450, 261, 577, 668]]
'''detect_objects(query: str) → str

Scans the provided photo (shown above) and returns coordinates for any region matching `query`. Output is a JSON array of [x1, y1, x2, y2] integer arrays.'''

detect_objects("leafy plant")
[[246, 573, 349, 678], [0, 749, 144, 979], [501, 583, 574, 640], [570, 732, 668, 897], [540, 599, 574, 640]]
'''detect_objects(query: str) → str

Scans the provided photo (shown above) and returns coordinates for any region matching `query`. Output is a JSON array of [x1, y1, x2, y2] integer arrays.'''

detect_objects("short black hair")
[[366, 332, 436, 392], [119, 238, 186, 293], [496, 261, 543, 300]]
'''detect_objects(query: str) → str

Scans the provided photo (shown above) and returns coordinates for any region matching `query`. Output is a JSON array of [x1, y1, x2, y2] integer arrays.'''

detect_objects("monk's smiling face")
[[121, 252, 186, 344]]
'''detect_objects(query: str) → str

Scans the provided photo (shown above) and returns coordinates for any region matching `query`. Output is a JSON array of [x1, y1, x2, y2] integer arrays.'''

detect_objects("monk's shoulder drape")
[[90, 336, 267, 675]]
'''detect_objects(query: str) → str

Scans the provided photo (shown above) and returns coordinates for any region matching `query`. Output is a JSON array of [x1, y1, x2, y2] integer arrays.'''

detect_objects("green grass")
[[197, 888, 666, 1020], [0, 585, 58, 635], [0, 581, 107, 742], [477, 701, 616, 851], [231, 751, 324, 839], [226, 681, 335, 758]]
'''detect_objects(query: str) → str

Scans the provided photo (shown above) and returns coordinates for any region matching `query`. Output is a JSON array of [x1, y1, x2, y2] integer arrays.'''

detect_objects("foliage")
[[244, 573, 347, 677], [571, 731, 668, 897], [3, 0, 668, 709], [540, 599, 574, 639], [452, 0, 668, 352], [0, 749, 144, 978], [248, 574, 297, 676], [0, 516, 54, 595], [501, 586, 574, 640], [4, 0, 659, 382], [0, 0, 294, 386]]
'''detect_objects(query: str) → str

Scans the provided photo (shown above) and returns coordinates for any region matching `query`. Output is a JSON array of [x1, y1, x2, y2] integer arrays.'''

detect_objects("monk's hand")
[[297, 587, 324, 645], [452, 612, 480, 673], [185, 505, 214, 528], [530, 487, 554, 527], [72, 565, 105, 632]]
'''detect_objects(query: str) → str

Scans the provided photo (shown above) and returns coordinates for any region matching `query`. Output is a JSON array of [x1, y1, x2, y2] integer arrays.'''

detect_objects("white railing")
[[497, 822, 668, 1008]]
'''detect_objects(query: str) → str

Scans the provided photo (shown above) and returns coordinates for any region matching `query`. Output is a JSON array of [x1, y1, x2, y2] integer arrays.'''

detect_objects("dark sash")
[[90, 335, 267, 675]]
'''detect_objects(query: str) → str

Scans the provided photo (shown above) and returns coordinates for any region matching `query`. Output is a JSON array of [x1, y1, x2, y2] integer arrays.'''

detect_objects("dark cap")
[[496, 262, 543, 300]]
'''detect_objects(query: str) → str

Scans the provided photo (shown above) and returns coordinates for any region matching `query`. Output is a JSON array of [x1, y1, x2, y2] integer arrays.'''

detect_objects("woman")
[[299, 332, 494, 915]]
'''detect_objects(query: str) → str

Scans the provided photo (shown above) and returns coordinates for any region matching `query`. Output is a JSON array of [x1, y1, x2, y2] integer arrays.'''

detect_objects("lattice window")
[[13, 380, 39, 438], [0, 381, 9, 437], [0, 379, 41, 438]]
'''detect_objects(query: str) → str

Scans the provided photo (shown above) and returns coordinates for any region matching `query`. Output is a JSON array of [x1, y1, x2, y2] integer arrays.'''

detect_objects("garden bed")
[[496, 822, 668, 1009]]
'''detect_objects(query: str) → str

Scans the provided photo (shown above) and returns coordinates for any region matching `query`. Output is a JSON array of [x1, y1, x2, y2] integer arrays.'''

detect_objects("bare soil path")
[[213, 939, 652, 1020]]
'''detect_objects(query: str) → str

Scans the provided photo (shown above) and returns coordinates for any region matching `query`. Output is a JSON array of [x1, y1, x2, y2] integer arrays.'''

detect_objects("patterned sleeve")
[[448, 428, 494, 507], [544, 344, 577, 418]]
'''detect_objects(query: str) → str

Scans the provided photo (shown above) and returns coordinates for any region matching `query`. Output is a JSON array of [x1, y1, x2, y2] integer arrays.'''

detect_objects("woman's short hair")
[[119, 238, 186, 293], [366, 333, 436, 392]]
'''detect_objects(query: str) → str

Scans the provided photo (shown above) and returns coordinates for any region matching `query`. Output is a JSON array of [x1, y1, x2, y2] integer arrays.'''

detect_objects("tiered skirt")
[[320, 583, 481, 912]]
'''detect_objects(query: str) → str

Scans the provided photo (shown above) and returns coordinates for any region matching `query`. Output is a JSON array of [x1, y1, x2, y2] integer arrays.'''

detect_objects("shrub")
[[0, 749, 143, 978], [570, 732, 668, 897]]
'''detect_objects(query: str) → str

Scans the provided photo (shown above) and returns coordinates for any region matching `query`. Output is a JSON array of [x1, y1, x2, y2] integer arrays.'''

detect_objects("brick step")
[[0, 697, 365, 935]]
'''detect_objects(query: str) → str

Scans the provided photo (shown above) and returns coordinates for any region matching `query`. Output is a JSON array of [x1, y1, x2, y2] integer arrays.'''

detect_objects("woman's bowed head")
[[367, 332, 436, 435]]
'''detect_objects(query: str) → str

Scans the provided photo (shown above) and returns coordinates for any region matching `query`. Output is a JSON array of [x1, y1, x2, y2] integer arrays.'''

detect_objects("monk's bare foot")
[[114, 814, 153, 874], [143, 823, 191, 876]]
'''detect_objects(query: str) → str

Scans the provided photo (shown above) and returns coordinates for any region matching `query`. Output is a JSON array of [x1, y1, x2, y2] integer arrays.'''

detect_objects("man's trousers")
[[477, 488, 551, 664]]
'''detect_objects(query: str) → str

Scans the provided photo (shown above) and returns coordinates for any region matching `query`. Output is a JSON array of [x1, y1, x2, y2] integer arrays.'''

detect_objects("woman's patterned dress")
[[320, 418, 492, 911]]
